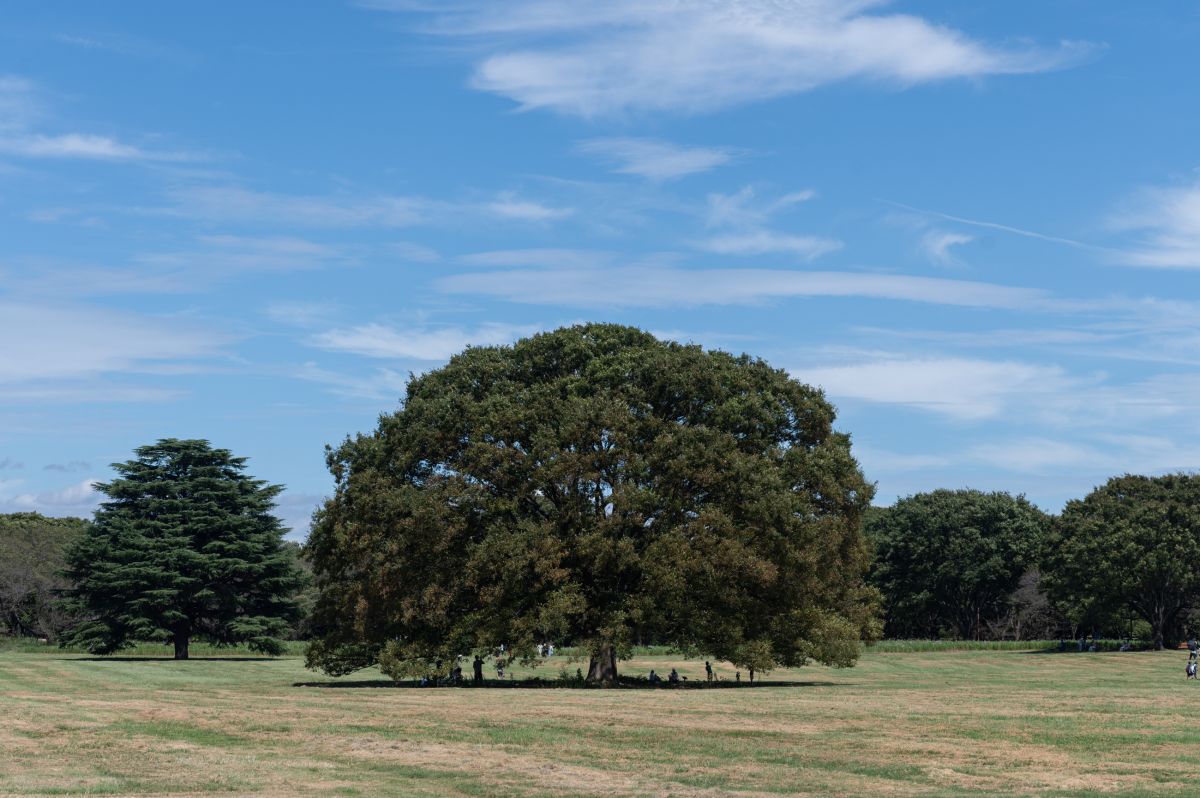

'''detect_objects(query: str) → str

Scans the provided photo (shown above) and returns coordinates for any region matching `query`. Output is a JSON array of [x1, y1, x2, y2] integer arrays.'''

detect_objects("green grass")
[[2, 642, 1197, 796]]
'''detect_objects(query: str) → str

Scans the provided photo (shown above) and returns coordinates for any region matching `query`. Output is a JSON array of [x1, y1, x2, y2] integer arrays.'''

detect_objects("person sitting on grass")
[[648, 670, 661, 684], [668, 668, 679, 684]]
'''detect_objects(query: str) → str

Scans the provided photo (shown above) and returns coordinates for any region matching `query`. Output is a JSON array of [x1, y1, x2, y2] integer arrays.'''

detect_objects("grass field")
[[2, 644, 1198, 797]]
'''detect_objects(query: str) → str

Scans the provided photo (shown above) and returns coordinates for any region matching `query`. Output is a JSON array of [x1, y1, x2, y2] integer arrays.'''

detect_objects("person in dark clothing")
[[473, 655, 484, 684], [668, 668, 679, 684], [705, 661, 713, 683], [1188, 638, 1198, 662]]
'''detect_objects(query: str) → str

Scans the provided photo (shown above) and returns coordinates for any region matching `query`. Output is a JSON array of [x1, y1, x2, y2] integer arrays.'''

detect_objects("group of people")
[[419, 643, 561, 686], [646, 661, 727, 686], [646, 668, 680, 685], [419, 650, 751, 687]]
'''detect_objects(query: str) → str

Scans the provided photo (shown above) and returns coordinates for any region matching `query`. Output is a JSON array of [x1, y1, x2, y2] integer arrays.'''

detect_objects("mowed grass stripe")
[[2, 649, 1199, 796]]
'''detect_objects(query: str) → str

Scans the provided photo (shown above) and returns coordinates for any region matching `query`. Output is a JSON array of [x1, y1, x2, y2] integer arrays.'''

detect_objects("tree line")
[[2, 325, 1199, 679], [866, 479, 1200, 650]]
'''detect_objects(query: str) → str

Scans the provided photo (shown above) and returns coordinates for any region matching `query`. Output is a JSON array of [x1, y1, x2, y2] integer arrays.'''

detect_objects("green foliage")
[[280, 541, 318, 639], [306, 324, 879, 680], [1043, 473, 1200, 649], [867, 489, 1048, 639], [60, 439, 304, 658], [0, 513, 90, 639]]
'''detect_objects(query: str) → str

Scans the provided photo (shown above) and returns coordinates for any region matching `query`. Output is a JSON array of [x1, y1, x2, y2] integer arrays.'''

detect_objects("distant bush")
[[0, 637, 306, 657]]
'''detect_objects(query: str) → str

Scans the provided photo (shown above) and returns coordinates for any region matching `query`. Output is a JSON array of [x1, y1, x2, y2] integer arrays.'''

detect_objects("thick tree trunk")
[[173, 632, 190, 660], [586, 644, 617, 683], [1150, 601, 1168, 651]]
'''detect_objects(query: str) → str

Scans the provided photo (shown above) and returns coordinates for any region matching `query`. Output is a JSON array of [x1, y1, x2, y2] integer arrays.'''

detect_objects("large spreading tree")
[[1043, 474, 1200, 649], [866, 490, 1047, 639], [61, 439, 303, 659], [306, 324, 879, 682]]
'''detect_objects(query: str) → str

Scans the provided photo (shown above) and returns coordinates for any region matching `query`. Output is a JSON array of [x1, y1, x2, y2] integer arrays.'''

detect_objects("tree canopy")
[[306, 324, 879, 682], [0, 512, 89, 640], [866, 490, 1047, 640], [1043, 474, 1200, 649], [61, 439, 303, 659]]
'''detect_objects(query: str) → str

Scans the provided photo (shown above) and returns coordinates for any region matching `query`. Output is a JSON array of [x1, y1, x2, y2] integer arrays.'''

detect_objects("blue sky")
[[3, 1, 1200, 537]]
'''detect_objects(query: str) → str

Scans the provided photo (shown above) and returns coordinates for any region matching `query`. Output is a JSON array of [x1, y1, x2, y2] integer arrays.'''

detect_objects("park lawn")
[[1, 646, 1197, 797]]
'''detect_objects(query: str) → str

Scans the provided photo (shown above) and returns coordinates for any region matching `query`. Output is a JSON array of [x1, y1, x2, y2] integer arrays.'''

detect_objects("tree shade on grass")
[[306, 323, 879, 683], [866, 490, 1047, 640], [60, 439, 303, 659], [1043, 473, 1200, 650]]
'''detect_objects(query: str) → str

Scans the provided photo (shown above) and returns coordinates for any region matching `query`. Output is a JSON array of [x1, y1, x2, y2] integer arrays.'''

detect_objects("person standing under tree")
[[473, 655, 484, 684]]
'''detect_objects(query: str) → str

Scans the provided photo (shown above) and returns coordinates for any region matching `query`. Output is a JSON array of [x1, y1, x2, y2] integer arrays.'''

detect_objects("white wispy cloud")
[[309, 322, 542, 361], [0, 133, 189, 161], [388, 241, 441, 262], [0, 75, 37, 131], [0, 303, 228, 385], [273, 490, 326, 540], [4, 478, 101, 517], [968, 437, 1106, 473], [577, 137, 734, 180], [854, 326, 1120, 349], [1111, 182, 1200, 268], [378, 1, 1092, 116], [0, 75, 192, 161], [438, 266, 1044, 309], [705, 186, 816, 229], [698, 231, 842, 259], [166, 186, 572, 228], [921, 230, 973, 265], [884, 200, 1099, 250], [696, 187, 836, 257], [794, 357, 1074, 421], [133, 234, 347, 279], [11, 235, 357, 297], [0, 384, 183, 403], [265, 300, 343, 328], [166, 185, 429, 227], [486, 192, 574, 221], [294, 362, 413, 402], [459, 248, 612, 269], [851, 446, 952, 472]]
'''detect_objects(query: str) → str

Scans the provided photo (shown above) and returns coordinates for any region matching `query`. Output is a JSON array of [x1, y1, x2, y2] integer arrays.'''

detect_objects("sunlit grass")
[[2, 643, 1197, 795]]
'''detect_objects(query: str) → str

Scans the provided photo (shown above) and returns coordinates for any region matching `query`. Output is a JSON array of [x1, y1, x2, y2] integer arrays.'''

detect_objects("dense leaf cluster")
[[306, 324, 879, 679], [0, 513, 89, 639], [60, 439, 302, 658], [867, 490, 1048, 640], [1043, 474, 1200, 649]]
